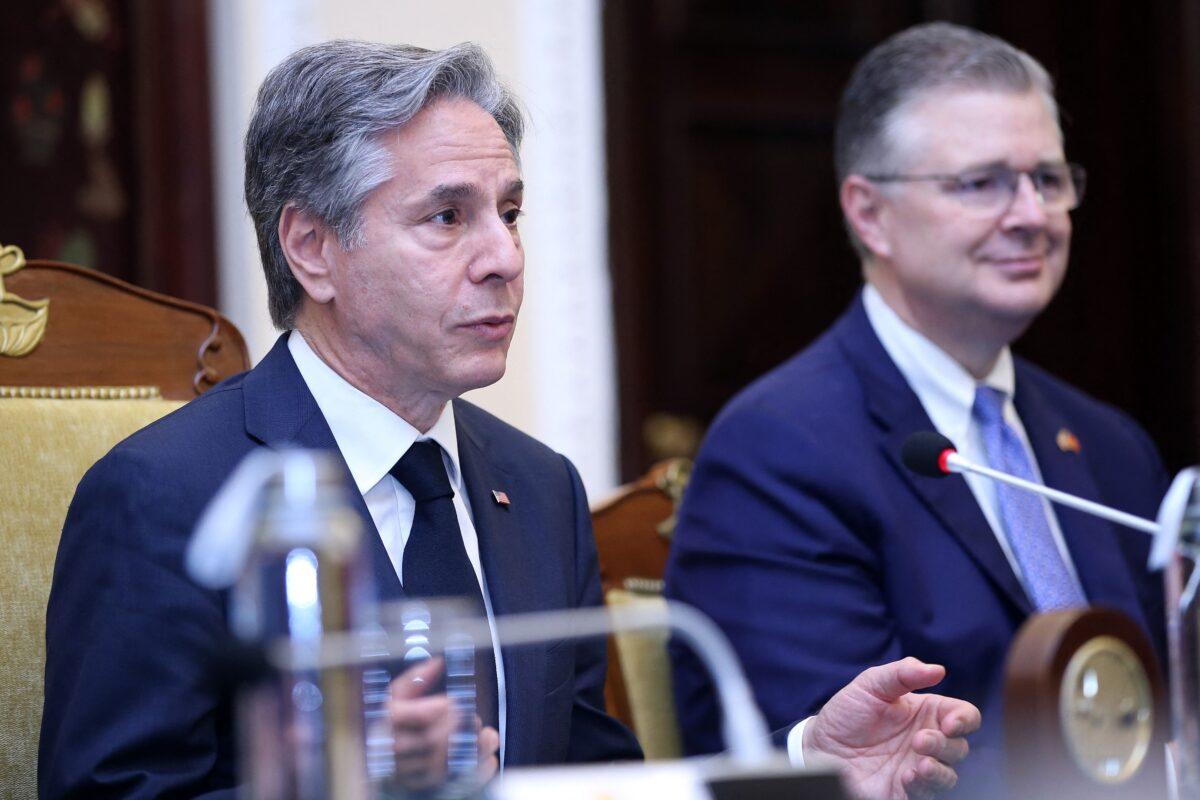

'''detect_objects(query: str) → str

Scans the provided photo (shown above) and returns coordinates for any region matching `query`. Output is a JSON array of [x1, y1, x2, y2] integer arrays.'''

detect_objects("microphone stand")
[[942, 452, 1161, 535]]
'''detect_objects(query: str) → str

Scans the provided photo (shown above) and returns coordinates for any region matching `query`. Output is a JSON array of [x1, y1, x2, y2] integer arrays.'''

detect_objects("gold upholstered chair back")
[[0, 245, 249, 797], [591, 458, 691, 760]]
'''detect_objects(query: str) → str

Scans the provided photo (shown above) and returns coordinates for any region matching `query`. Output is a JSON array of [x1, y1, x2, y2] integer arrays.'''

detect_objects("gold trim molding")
[[622, 576, 666, 596], [654, 457, 693, 541], [0, 244, 50, 357], [0, 385, 162, 400]]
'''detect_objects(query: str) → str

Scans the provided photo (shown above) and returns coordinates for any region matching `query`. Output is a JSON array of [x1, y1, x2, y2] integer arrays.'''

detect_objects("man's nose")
[[1000, 172, 1050, 229], [470, 215, 524, 283]]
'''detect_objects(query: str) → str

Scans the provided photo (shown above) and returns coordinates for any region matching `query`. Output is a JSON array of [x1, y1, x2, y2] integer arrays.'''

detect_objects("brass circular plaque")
[[1058, 635, 1154, 784]]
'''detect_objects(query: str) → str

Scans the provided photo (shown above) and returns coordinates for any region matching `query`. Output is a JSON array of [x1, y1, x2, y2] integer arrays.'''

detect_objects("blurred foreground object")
[[1005, 607, 1168, 800], [999, 464, 1200, 798], [189, 448, 378, 799]]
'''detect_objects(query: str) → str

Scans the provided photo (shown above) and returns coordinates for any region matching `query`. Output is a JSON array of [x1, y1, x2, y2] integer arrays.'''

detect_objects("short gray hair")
[[834, 23, 1057, 255], [244, 40, 525, 329]]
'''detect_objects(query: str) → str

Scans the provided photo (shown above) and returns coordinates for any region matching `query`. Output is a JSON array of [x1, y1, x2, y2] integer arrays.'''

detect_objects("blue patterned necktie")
[[391, 440, 499, 730], [972, 386, 1086, 611]]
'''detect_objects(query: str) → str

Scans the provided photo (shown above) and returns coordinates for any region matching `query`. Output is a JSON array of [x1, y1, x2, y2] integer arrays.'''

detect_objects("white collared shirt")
[[288, 331, 509, 764], [861, 283, 1085, 598]]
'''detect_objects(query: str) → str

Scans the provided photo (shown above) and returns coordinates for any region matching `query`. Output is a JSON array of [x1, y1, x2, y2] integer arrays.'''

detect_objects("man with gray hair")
[[667, 21, 1167, 798], [40, 39, 978, 798]]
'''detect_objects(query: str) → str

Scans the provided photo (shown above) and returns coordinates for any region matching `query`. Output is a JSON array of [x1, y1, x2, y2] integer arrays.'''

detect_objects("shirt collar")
[[862, 283, 1015, 434], [287, 331, 462, 494]]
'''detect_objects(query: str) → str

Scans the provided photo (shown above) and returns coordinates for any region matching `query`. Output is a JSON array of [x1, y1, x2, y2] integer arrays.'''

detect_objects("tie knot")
[[390, 440, 454, 502], [972, 385, 1008, 426]]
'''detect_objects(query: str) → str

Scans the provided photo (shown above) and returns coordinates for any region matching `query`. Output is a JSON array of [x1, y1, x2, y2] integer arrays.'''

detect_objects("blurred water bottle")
[[189, 448, 382, 800], [385, 599, 483, 799]]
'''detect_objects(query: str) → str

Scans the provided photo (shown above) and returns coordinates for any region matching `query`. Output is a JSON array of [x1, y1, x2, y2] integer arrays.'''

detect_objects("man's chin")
[[453, 359, 510, 396], [980, 277, 1060, 319], [972, 299, 1048, 343]]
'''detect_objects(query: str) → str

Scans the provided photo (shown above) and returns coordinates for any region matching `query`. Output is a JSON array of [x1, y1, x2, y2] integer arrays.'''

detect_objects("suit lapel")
[[1014, 369, 1143, 617], [241, 335, 404, 601], [836, 298, 1034, 616], [451, 400, 546, 766]]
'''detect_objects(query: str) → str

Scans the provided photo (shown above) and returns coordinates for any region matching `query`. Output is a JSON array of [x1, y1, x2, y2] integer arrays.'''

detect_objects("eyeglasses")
[[864, 162, 1087, 216]]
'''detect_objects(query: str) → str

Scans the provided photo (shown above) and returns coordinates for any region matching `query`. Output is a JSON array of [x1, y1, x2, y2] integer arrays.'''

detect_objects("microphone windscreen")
[[902, 431, 956, 477]]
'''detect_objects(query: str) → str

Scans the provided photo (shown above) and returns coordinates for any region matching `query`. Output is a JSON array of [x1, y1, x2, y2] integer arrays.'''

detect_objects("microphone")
[[900, 431, 1160, 536], [901, 431, 959, 478]]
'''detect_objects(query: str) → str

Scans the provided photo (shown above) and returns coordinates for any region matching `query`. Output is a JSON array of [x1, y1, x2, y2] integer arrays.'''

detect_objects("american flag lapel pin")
[[1056, 428, 1082, 453], [492, 489, 511, 507]]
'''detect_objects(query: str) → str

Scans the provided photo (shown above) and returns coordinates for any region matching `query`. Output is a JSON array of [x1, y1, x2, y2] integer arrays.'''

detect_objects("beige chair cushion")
[[0, 397, 183, 797], [605, 588, 683, 760]]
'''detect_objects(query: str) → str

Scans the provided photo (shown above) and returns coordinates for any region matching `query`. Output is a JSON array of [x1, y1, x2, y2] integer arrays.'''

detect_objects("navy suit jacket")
[[664, 295, 1167, 798], [39, 336, 639, 798]]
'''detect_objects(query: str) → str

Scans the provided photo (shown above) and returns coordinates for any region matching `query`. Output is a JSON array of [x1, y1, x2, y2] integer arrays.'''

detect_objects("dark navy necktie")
[[973, 386, 1086, 611], [390, 440, 499, 730]]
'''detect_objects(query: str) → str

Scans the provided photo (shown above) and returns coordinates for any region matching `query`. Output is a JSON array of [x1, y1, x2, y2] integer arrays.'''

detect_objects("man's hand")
[[803, 657, 981, 800], [389, 658, 501, 789]]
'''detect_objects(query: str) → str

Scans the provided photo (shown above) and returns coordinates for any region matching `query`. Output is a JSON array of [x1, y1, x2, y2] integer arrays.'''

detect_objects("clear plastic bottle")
[[228, 450, 376, 800]]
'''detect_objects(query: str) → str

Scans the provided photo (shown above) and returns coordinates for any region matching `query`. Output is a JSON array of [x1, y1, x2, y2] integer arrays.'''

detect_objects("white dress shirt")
[[288, 331, 510, 764], [861, 284, 1085, 598]]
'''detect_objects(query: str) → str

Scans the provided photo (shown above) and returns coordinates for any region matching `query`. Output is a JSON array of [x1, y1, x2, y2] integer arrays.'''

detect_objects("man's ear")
[[840, 175, 893, 261], [278, 204, 338, 305]]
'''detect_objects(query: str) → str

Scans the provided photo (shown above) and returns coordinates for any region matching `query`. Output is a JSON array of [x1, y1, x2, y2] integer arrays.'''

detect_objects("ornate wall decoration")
[[0, 244, 50, 357]]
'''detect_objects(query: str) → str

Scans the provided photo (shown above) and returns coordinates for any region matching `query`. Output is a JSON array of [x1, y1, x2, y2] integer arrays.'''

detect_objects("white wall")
[[208, 0, 619, 497]]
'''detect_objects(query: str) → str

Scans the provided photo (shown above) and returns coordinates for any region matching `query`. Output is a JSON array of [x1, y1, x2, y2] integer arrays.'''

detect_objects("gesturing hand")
[[803, 657, 981, 800]]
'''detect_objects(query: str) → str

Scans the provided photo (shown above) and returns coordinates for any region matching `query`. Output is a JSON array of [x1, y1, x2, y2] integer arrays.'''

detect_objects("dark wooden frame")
[[129, 0, 217, 306], [2, 259, 247, 399]]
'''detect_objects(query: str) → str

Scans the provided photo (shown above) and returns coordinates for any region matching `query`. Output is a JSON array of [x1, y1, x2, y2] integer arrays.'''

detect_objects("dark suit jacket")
[[664, 295, 1166, 798], [39, 335, 639, 799]]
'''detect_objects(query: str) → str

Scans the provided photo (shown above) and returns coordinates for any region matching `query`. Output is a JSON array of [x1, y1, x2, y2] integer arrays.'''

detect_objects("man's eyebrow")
[[427, 183, 479, 203], [958, 158, 1066, 173], [422, 179, 525, 204], [954, 159, 1010, 173]]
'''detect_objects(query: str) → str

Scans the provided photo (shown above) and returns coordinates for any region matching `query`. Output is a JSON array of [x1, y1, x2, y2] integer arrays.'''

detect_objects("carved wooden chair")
[[0, 244, 249, 796], [591, 457, 691, 760]]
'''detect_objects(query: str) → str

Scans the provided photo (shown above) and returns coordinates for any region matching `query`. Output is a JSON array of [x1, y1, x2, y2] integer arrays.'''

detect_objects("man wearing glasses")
[[666, 22, 1167, 798]]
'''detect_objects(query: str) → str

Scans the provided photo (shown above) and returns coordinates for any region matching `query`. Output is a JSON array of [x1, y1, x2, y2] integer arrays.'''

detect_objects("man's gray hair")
[[835, 20, 1058, 195], [245, 40, 525, 329]]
